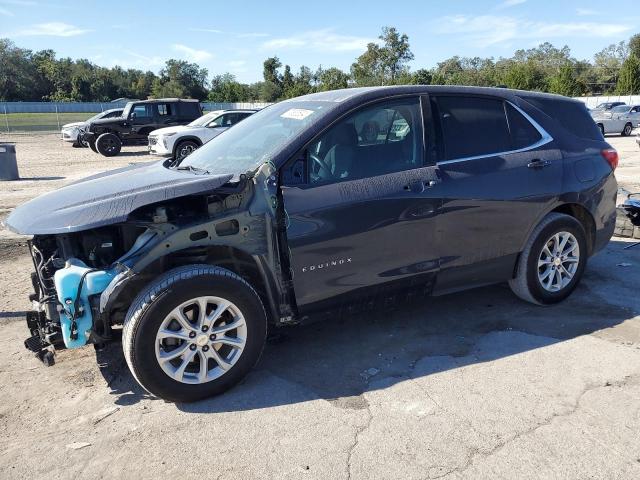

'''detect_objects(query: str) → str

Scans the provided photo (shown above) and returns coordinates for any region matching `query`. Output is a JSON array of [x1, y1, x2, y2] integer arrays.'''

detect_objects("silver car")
[[593, 104, 640, 136]]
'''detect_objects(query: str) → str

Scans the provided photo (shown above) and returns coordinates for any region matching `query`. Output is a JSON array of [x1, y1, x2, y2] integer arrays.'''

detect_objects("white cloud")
[[261, 29, 374, 52], [0, 6, 13, 15], [11, 22, 90, 37], [172, 44, 213, 62], [497, 0, 526, 8], [189, 28, 223, 34], [236, 32, 270, 39], [107, 50, 165, 70], [434, 15, 631, 48], [576, 8, 598, 16], [228, 60, 247, 73]]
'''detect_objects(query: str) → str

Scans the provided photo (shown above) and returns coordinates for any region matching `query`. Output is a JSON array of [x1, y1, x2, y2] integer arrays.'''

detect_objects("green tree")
[[629, 33, 640, 59], [378, 26, 414, 83], [548, 64, 585, 96], [152, 59, 208, 99], [351, 26, 413, 86], [317, 67, 350, 90], [263, 56, 282, 85], [616, 55, 640, 94], [208, 73, 249, 102], [500, 60, 547, 91]]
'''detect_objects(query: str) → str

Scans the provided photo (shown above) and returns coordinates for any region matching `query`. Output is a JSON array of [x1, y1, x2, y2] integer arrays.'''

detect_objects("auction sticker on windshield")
[[280, 108, 315, 120]]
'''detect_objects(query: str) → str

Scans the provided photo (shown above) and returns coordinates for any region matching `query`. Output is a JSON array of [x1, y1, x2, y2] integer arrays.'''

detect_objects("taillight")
[[601, 149, 618, 170]]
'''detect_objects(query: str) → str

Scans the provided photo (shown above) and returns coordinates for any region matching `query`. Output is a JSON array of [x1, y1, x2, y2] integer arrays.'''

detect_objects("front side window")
[[131, 104, 152, 120], [307, 97, 424, 184], [434, 96, 511, 161]]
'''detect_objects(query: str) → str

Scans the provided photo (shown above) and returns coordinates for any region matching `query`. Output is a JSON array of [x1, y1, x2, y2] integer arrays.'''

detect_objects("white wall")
[[575, 95, 640, 108]]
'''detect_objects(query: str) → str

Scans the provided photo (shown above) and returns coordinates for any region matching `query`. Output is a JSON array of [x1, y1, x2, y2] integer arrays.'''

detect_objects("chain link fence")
[[0, 101, 270, 134]]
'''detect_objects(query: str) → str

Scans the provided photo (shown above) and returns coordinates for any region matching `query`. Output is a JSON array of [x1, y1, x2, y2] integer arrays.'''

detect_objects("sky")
[[1, 0, 638, 83]]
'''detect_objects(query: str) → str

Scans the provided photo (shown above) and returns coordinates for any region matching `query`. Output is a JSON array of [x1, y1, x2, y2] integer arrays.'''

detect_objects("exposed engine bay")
[[23, 175, 277, 365]]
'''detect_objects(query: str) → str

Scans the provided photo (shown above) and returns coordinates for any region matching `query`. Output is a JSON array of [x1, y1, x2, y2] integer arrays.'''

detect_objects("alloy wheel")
[[537, 231, 580, 292], [154, 296, 247, 384]]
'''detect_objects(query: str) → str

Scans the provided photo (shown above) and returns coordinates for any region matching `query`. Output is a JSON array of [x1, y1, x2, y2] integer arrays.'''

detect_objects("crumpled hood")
[[5, 161, 233, 235]]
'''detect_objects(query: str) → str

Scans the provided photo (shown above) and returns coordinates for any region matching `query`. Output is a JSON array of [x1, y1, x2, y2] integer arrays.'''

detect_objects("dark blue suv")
[[8, 86, 618, 401]]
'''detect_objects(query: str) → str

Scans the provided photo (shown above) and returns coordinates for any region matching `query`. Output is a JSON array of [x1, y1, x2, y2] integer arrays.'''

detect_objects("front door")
[[281, 96, 442, 313]]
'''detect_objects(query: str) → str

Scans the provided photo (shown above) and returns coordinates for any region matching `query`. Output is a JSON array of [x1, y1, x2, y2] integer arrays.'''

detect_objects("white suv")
[[148, 109, 257, 161]]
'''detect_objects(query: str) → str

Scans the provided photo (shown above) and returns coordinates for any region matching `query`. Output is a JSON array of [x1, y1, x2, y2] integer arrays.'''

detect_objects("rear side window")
[[179, 102, 201, 116], [434, 96, 511, 160], [522, 96, 602, 141], [506, 103, 542, 149], [156, 104, 173, 116]]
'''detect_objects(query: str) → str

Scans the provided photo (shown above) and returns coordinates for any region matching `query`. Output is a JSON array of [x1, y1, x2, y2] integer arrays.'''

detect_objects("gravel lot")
[[1, 133, 640, 479]]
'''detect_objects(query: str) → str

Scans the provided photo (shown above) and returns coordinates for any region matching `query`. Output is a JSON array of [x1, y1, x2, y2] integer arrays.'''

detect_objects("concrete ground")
[[0, 133, 639, 479]]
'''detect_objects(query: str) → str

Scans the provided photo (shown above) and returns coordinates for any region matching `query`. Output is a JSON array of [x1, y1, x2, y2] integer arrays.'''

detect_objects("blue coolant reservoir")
[[54, 259, 116, 349]]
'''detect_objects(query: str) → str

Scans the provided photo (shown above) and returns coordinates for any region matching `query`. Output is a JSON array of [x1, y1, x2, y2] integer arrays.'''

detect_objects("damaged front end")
[[13, 159, 291, 365], [24, 224, 144, 363]]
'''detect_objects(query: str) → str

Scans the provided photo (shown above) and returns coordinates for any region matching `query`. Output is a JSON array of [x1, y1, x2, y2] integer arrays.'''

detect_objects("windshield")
[[188, 111, 220, 127], [88, 110, 118, 122], [611, 105, 629, 113], [179, 101, 333, 175]]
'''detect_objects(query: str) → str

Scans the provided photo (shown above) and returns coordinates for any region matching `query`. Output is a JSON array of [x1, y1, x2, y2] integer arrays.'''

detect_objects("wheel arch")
[[136, 245, 281, 326], [549, 203, 596, 255], [172, 136, 203, 158]]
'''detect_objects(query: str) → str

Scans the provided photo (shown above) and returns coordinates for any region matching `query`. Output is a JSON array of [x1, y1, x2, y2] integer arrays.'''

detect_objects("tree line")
[[1, 27, 639, 103]]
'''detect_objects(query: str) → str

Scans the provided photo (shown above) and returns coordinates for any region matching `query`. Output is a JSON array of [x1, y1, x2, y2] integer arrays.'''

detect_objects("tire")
[[89, 139, 98, 153], [174, 140, 200, 162], [95, 132, 122, 157], [122, 265, 267, 402], [509, 213, 588, 305], [598, 124, 605, 136], [622, 123, 633, 137]]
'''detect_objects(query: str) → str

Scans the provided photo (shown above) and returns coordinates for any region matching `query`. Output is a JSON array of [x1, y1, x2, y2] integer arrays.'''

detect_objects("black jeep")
[[82, 98, 202, 157], [7, 86, 618, 402]]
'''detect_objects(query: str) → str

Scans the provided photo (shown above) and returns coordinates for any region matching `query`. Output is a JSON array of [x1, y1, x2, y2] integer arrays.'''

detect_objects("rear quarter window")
[[521, 96, 602, 141]]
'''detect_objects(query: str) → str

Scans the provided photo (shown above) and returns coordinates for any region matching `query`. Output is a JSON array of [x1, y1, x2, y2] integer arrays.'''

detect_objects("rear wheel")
[[122, 265, 267, 402], [509, 213, 588, 305], [96, 132, 122, 157], [174, 140, 199, 162], [622, 123, 633, 136]]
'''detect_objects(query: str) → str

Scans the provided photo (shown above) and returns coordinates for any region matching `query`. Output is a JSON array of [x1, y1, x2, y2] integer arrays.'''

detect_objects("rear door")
[[281, 96, 442, 312], [430, 95, 563, 293]]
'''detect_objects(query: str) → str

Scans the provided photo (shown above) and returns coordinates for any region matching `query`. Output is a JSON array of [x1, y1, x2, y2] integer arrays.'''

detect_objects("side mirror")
[[282, 157, 306, 185], [130, 112, 137, 120]]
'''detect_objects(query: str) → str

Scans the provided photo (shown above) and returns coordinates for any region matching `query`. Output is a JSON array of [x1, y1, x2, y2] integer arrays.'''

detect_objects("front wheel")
[[622, 123, 633, 136], [174, 140, 200, 162], [122, 265, 267, 402], [96, 132, 122, 157], [509, 213, 588, 305]]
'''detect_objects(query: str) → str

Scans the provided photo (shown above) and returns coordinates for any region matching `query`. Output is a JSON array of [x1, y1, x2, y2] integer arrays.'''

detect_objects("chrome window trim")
[[437, 100, 554, 166]]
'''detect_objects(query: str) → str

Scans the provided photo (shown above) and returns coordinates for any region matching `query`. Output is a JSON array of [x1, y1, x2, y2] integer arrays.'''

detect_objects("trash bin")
[[0, 143, 19, 180]]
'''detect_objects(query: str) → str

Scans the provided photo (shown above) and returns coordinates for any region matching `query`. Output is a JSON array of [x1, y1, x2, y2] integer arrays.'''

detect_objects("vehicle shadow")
[[95, 238, 639, 411], [12, 176, 65, 181]]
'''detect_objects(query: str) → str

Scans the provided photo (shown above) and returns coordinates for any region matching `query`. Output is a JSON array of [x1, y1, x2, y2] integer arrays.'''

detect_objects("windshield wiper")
[[175, 165, 210, 175]]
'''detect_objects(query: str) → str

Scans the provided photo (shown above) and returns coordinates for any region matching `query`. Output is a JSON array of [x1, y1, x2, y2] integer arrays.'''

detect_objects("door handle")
[[403, 178, 441, 192], [527, 159, 551, 169]]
